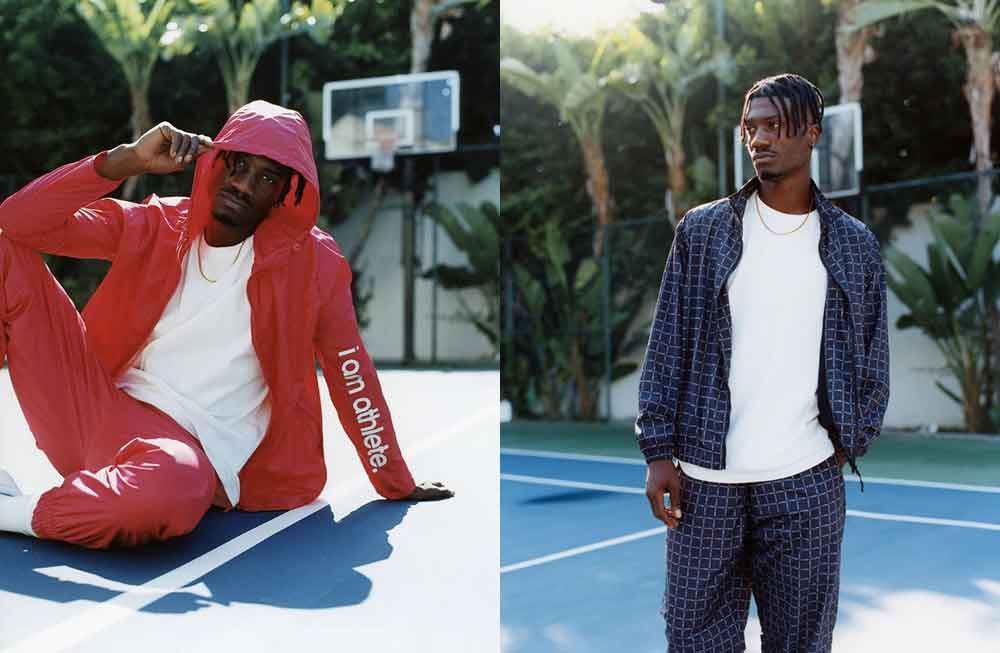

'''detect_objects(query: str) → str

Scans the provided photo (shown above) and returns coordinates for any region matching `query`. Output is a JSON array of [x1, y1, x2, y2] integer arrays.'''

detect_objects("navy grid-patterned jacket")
[[635, 177, 889, 475]]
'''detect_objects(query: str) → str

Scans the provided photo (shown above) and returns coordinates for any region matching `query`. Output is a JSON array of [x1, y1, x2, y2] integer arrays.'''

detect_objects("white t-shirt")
[[117, 234, 271, 505], [679, 192, 834, 483]]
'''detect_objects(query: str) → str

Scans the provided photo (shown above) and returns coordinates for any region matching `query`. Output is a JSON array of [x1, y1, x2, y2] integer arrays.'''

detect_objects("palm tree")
[[850, 0, 997, 218], [410, 0, 485, 73], [605, 7, 731, 222], [77, 0, 176, 199], [836, 0, 879, 103], [500, 39, 613, 256], [162, 0, 343, 114]]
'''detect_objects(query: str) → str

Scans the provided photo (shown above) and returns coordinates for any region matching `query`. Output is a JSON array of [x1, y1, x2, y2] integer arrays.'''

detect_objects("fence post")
[[430, 155, 440, 364], [602, 224, 612, 422], [859, 169, 870, 226], [503, 236, 515, 415]]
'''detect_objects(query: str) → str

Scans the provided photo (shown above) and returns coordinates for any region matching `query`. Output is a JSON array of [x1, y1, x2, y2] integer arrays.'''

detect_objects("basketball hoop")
[[369, 127, 398, 173], [322, 72, 459, 163]]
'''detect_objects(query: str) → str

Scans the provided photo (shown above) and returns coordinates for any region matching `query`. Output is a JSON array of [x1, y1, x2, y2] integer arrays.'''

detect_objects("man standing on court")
[[635, 74, 889, 651], [0, 100, 452, 549]]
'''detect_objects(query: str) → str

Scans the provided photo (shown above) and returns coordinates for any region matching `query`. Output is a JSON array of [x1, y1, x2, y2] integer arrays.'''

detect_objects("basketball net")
[[369, 127, 398, 173]]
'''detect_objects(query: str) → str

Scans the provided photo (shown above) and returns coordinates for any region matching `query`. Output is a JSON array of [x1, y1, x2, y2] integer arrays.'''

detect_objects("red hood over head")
[[186, 100, 320, 247]]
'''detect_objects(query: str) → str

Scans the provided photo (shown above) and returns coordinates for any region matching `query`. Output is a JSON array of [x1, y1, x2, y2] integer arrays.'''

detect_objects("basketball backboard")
[[733, 101, 863, 199], [322, 71, 461, 167]]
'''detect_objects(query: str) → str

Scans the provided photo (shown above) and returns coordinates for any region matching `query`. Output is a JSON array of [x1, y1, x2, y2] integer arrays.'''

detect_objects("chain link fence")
[[501, 211, 674, 421], [502, 170, 1000, 424]]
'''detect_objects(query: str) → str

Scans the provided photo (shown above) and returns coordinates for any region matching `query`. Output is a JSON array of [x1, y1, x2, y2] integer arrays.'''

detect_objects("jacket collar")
[[728, 177, 840, 228], [726, 176, 851, 294]]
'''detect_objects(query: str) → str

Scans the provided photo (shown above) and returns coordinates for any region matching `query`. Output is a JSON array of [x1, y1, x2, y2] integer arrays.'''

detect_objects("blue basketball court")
[[1, 369, 499, 652], [501, 446, 1000, 652]]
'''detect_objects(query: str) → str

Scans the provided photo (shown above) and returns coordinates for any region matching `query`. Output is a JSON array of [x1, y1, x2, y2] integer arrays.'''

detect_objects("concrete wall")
[[605, 202, 964, 430], [328, 167, 500, 363]]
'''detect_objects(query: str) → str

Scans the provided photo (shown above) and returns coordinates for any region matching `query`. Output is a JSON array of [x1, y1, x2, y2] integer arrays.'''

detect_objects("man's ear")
[[808, 124, 822, 148]]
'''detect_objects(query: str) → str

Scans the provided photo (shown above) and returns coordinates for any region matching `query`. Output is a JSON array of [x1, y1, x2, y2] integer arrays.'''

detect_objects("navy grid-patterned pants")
[[662, 456, 846, 653]]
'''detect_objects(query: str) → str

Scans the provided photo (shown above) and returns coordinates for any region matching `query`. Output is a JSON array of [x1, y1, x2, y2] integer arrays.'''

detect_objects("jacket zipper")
[[817, 235, 864, 491], [717, 212, 744, 469]]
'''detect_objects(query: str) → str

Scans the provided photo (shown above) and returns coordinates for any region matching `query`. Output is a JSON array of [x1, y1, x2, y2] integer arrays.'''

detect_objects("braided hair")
[[275, 170, 307, 207], [739, 74, 824, 143]]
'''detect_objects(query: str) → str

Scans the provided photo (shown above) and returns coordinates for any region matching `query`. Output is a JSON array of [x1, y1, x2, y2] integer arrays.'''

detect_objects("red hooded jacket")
[[0, 101, 417, 510]]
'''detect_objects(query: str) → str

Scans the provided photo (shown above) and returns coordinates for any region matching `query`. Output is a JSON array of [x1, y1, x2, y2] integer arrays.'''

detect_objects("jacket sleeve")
[[0, 152, 130, 260], [856, 231, 890, 456], [635, 221, 688, 463], [314, 249, 417, 499]]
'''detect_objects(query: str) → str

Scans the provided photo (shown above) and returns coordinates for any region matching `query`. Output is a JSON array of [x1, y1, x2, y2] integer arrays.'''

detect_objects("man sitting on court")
[[0, 100, 452, 549]]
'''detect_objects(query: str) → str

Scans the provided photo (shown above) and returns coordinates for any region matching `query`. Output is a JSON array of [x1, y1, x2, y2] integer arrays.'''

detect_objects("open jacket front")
[[0, 101, 417, 510], [635, 178, 890, 475]]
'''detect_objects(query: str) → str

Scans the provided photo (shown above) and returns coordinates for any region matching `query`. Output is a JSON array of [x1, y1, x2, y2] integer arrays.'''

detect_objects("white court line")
[[500, 474, 1000, 574], [501, 473, 643, 495], [846, 510, 1000, 532], [500, 447, 1000, 494], [504, 474, 1000, 531], [501, 447, 643, 466], [840, 476, 1000, 494], [4, 405, 496, 653], [500, 526, 666, 574]]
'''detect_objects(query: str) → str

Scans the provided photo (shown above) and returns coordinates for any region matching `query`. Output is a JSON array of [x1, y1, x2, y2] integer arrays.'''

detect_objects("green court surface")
[[501, 420, 1000, 486]]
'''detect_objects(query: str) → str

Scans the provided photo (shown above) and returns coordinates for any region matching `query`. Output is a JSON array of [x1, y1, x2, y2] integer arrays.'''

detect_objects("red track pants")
[[1, 236, 218, 549]]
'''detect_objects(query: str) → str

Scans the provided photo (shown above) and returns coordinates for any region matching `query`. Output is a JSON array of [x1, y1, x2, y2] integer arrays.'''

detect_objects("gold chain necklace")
[[756, 192, 812, 236], [198, 237, 246, 283]]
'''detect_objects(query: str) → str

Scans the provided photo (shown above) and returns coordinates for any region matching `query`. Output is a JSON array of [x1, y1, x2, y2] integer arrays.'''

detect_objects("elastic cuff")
[[29, 487, 60, 540], [392, 479, 418, 500], [641, 442, 674, 464], [89, 151, 128, 189], [376, 474, 417, 500], [93, 150, 109, 172]]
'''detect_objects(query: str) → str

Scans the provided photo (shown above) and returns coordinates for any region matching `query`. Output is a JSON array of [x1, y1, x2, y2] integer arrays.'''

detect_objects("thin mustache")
[[220, 188, 250, 205]]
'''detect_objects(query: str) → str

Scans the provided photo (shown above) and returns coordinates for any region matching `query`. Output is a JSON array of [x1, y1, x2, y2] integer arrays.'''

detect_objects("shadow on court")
[[1, 499, 411, 614], [521, 489, 613, 505]]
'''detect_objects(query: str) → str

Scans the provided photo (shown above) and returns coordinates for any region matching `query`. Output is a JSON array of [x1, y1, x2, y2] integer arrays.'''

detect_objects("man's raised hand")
[[646, 459, 683, 528], [97, 122, 214, 180], [403, 481, 454, 502], [133, 122, 214, 174]]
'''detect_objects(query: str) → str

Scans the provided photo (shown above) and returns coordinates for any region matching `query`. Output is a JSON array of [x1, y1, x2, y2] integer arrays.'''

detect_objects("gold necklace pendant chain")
[[198, 237, 246, 283], [756, 192, 812, 236]]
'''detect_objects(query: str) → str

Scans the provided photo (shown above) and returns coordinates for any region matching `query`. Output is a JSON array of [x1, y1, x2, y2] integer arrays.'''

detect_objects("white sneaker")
[[0, 469, 22, 497]]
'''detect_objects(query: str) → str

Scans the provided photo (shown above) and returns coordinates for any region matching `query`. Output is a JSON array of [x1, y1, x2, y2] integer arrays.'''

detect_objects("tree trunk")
[[992, 51, 1000, 94], [411, 0, 434, 74], [123, 82, 153, 201], [835, 0, 874, 103], [580, 137, 613, 257], [832, 1, 876, 196], [961, 340, 993, 432], [957, 25, 994, 220], [568, 336, 595, 419], [667, 142, 686, 219], [228, 68, 252, 115], [660, 102, 687, 221]]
